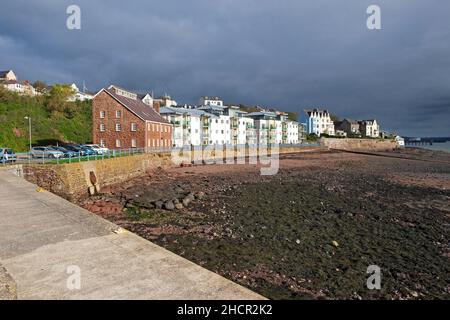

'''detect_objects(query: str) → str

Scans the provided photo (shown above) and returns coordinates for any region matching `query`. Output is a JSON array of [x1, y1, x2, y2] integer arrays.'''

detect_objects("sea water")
[[419, 141, 450, 153]]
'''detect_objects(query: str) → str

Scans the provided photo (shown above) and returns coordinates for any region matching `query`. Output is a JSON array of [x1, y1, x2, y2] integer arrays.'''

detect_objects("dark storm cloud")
[[1, 0, 449, 136]]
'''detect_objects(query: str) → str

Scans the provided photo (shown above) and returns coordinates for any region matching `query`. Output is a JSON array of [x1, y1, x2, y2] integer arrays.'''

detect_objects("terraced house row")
[[93, 86, 304, 150]]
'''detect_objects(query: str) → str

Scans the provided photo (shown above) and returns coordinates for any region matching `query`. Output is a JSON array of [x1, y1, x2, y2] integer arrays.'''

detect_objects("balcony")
[[182, 121, 191, 128]]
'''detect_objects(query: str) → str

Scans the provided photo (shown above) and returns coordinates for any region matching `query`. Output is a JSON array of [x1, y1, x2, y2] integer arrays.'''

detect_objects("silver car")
[[30, 147, 64, 159], [0, 148, 17, 163]]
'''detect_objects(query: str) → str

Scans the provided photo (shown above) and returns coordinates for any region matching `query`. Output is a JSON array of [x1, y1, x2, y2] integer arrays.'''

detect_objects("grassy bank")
[[0, 87, 92, 152]]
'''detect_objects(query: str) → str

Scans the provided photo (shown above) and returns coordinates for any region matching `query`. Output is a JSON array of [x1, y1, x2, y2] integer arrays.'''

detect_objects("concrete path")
[[0, 169, 264, 300]]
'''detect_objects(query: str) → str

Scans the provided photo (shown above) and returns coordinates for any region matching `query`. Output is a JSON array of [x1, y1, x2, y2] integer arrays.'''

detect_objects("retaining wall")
[[21, 146, 322, 201], [320, 138, 397, 151]]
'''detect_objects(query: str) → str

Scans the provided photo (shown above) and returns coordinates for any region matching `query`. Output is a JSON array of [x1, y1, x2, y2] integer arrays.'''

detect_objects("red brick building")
[[93, 85, 172, 150]]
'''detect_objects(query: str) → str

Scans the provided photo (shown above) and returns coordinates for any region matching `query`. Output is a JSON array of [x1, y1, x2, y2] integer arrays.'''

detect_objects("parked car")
[[30, 147, 64, 159], [84, 144, 109, 155], [0, 148, 17, 163], [63, 145, 85, 156], [77, 145, 96, 156], [51, 146, 78, 158]]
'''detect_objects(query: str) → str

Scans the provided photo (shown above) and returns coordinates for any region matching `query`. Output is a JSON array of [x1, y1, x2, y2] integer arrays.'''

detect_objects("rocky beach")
[[80, 148, 450, 300]]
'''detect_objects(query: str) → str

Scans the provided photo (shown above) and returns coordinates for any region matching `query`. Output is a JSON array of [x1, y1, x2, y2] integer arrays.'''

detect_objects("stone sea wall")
[[21, 145, 322, 201], [320, 138, 398, 151]]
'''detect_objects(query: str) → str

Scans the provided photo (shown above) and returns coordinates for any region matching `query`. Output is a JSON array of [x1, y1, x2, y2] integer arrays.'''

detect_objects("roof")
[[343, 118, 359, 125], [197, 105, 225, 112], [160, 106, 219, 118], [103, 88, 169, 124], [246, 111, 277, 118], [358, 119, 377, 124], [0, 70, 12, 77], [304, 109, 329, 114], [0, 80, 30, 86]]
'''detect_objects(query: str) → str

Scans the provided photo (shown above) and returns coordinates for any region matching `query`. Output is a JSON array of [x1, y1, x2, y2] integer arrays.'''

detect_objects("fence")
[[4, 142, 320, 165]]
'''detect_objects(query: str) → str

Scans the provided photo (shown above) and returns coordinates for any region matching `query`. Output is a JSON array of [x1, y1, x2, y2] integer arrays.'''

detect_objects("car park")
[[0, 148, 17, 163], [30, 147, 64, 159]]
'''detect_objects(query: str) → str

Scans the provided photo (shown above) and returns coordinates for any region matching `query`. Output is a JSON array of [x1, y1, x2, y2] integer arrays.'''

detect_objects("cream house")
[[358, 119, 380, 138]]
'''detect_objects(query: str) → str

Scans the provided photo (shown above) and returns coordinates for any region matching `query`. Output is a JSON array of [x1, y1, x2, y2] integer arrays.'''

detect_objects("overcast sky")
[[1, 0, 449, 136]]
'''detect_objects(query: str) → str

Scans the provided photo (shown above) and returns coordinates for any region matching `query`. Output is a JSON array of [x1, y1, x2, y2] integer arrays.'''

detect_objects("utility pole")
[[24, 116, 32, 162]]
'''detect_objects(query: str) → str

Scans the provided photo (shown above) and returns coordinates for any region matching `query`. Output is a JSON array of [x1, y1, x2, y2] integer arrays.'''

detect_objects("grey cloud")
[[0, 0, 449, 136]]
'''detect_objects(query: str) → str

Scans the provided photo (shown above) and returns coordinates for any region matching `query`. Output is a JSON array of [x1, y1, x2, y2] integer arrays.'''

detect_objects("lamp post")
[[24, 116, 32, 160]]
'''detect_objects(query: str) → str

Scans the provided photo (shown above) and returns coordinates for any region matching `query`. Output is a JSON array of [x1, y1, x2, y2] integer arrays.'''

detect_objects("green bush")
[[0, 86, 92, 152]]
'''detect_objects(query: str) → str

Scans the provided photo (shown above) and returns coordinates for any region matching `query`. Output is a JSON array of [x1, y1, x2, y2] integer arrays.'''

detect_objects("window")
[[156, 125, 159, 132], [100, 111, 106, 119], [116, 139, 121, 148], [115, 124, 122, 131], [131, 123, 137, 131], [116, 110, 122, 118], [100, 139, 105, 147], [100, 124, 106, 132], [131, 139, 137, 148]]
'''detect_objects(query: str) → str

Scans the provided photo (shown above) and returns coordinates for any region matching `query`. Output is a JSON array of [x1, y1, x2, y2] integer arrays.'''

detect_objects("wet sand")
[[81, 149, 450, 300]]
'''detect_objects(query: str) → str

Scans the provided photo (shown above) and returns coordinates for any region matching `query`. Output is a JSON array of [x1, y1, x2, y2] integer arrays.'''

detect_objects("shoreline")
[[80, 148, 450, 299]]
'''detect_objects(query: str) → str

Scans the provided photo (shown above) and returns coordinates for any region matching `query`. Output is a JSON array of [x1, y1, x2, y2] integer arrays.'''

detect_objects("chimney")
[[153, 101, 161, 114]]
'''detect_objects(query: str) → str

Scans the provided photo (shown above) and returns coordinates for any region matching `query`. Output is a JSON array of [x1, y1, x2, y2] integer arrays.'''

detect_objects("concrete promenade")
[[0, 169, 264, 300]]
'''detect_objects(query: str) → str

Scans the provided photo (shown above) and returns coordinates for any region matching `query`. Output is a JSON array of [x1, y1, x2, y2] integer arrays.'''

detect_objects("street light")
[[24, 116, 32, 159]]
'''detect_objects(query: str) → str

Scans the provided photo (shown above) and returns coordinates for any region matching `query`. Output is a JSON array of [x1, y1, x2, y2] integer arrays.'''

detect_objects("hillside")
[[0, 86, 92, 152]]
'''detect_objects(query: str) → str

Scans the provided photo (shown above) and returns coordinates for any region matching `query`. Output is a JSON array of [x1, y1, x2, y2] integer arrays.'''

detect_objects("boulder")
[[175, 203, 184, 210], [182, 197, 191, 207], [164, 200, 175, 211], [186, 193, 195, 201], [154, 201, 163, 209]]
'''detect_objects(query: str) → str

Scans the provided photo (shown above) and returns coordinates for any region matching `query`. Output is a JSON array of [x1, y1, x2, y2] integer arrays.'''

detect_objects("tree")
[[33, 80, 48, 94], [286, 112, 298, 122], [45, 84, 75, 112], [306, 133, 318, 141]]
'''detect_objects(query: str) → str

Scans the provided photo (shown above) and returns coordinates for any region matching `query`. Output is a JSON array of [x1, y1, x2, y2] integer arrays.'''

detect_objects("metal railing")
[[4, 142, 320, 166], [11, 147, 172, 165]]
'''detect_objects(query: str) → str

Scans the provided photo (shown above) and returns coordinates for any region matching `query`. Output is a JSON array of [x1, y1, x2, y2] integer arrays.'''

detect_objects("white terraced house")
[[303, 109, 335, 136], [226, 106, 256, 145], [197, 105, 232, 145], [161, 95, 302, 147], [0, 70, 38, 96], [199, 96, 224, 107], [246, 111, 280, 145], [160, 106, 217, 146], [284, 120, 299, 144]]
